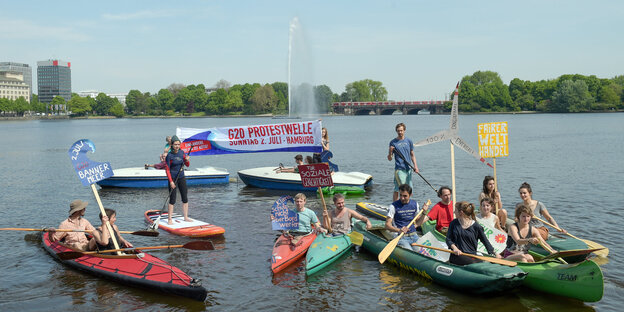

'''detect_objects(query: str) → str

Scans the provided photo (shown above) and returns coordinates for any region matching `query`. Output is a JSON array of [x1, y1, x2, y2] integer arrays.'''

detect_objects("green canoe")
[[318, 186, 366, 196], [421, 220, 603, 301], [305, 233, 353, 276], [354, 220, 526, 295]]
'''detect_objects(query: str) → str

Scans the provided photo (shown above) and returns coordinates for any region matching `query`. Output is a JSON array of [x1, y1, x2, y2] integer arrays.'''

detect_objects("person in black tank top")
[[92, 208, 133, 253]]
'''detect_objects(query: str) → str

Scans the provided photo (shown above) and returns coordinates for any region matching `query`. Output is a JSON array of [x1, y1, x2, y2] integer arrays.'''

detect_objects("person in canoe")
[[322, 193, 372, 235], [286, 193, 327, 243], [501, 203, 554, 262], [387, 122, 419, 202], [48, 199, 97, 251], [477, 197, 503, 231], [420, 186, 454, 235], [276, 154, 304, 173], [91, 208, 133, 252], [385, 184, 429, 251], [165, 135, 191, 225], [479, 176, 508, 230], [517, 182, 566, 240], [446, 201, 501, 265]]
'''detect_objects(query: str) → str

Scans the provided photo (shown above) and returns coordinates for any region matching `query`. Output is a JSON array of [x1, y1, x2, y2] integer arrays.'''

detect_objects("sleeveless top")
[[330, 209, 352, 235], [389, 199, 419, 233], [529, 201, 546, 227], [477, 214, 496, 230], [96, 229, 122, 252], [506, 222, 533, 253]]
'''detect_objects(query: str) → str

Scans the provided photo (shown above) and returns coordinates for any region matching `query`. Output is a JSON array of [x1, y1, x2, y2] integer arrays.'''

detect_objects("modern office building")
[[0, 71, 30, 102], [0, 62, 32, 93], [37, 59, 71, 104]]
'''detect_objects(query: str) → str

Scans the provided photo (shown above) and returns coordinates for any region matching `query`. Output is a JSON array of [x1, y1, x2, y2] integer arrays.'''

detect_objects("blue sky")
[[2, 0, 623, 100]]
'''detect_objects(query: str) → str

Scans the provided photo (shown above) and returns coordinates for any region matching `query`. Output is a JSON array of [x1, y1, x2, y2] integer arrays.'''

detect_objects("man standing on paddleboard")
[[388, 123, 419, 202]]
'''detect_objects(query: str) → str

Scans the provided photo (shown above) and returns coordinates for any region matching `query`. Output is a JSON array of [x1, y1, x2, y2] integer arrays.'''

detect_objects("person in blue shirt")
[[385, 184, 429, 251], [165, 135, 190, 225], [387, 123, 419, 201]]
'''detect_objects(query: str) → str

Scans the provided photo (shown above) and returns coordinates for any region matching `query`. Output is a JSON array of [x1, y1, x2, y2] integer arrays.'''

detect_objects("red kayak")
[[42, 232, 207, 301], [145, 210, 225, 238], [271, 231, 317, 274]]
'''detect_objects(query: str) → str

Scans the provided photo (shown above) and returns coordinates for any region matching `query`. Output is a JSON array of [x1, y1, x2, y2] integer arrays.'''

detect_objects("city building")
[[37, 59, 71, 104], [0, 62, 32, 93], [77, 90, 127, 106], [0, 71, 31, 102]]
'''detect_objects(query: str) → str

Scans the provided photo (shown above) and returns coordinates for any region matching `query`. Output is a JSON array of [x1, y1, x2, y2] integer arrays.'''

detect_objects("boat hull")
[[97, 167, 229, 188], [354, 220, 526, 295], [355, 202, 389, 220], [42, 232, 207, 301], [145, 210, 225, 238], [238, 167, 372, 191], [305, 233, 353, 276], [271, 232, 317, 273]]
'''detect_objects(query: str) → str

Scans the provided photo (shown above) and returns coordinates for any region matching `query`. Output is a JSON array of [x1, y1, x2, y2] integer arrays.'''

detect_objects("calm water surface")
[[0, 114, 622, 311]]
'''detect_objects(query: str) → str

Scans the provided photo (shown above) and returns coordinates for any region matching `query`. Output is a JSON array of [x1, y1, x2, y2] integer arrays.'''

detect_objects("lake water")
[[0, 113, 622, 311]]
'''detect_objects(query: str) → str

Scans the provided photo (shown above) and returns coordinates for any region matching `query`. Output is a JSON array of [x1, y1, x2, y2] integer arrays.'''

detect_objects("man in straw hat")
[[49, 199, 97, 250]]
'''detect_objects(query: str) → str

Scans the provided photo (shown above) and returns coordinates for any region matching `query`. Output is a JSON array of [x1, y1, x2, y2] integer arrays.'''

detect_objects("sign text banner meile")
[[176, 120, 322, 155]]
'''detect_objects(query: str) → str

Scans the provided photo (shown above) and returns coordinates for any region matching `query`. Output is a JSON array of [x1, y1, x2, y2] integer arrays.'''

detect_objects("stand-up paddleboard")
[[145, 210, 225, 238]]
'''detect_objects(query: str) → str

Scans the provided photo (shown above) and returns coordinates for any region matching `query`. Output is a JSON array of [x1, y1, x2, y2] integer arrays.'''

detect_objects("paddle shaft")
[[57, 240, 214, 260], [153, 144, 193, 228], [411, 243, 517, 267], [318, 187, 332, 233], [393, 148, 437, 193], [0, 228, 156, 236], [91, 184, 122, 254]]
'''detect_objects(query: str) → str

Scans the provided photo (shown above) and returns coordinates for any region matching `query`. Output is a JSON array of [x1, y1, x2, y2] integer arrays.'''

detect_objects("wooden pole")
[[318, 187, 332, 233], [91, 184, 122, 255], [493, 158, 498, 215], [450, 142, 456, 219]]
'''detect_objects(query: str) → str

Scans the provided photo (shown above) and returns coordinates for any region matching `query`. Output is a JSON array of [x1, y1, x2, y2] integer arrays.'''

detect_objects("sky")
[[2, 0, 623, 100]]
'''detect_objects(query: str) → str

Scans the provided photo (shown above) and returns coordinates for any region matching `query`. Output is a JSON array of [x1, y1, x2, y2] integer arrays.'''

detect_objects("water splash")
[[288, 17, 317, 117]]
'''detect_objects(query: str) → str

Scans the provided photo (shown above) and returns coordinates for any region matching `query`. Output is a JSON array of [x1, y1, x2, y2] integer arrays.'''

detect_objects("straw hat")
[[68, 199, 88, 215]]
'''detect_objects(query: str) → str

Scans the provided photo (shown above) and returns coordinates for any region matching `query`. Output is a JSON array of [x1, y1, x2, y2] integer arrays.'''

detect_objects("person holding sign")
[[322, 193, 371, 235], [49, 200, 97, 251], [477, 197, 503, 231], [446, 201, 501, 265], [517, 182, 566, 240], [385, 184, 429, 251], [92, 208, 133, 252], [165, 135, 191, 225], [387, 123, 419, 202], [479, 176, 507, 230], [421, 186, 454, 234], [292, 193, 326, 235], [502, 203, 554, 262]]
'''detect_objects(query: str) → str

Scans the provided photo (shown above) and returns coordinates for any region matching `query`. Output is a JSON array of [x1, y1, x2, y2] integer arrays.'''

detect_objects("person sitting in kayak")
[[502, 203, 554, 263], [322, 193, 372, 235], [92, 208, 133, 253], [479, 175, 507, 230], [286, 193, 327, 243], [276, 154, 304, 173], [517, 182, 566, 241], [385, 184, 429, 251], [446, 201, 501, 265], [420, 186, 454, 235], [48, 199, 97, 251], [477, 197, 503, 231]]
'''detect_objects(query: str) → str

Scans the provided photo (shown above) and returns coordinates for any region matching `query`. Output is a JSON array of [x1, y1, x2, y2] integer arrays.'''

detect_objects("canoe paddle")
[[0, 227, 159, 237], [393, 148, 437, 193], [346, 231, 363, 246], [378, 199, 431, 264], [411, 243, 517, 267], [540, 248, 605, 262], [533, 215, 609, 257], [57, 240, 215, 260]]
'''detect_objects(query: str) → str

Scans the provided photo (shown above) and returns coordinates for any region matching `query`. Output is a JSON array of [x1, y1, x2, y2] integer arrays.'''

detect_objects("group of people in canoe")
[[387, 122, 567, 264]]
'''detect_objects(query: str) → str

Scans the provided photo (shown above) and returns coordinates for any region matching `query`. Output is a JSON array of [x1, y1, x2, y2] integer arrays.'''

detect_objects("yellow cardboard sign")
[[478, 122, 508, 158]]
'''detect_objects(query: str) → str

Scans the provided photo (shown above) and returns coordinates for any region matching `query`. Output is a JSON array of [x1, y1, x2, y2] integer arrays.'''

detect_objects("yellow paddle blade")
[[346, 231, 363, 246], [580, 239, 609, 257], [378, 233, 402, 264]]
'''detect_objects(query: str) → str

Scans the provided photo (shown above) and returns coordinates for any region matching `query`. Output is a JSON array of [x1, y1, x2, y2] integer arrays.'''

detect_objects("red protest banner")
[[298, 163, 333, 188]]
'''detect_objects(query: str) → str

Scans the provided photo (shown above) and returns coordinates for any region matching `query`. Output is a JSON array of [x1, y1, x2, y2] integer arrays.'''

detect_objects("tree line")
[[1, 73, 622, 117]]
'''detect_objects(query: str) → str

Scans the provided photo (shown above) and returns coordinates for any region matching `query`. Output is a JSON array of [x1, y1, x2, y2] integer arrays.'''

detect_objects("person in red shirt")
[[420, 186, 454, 234]]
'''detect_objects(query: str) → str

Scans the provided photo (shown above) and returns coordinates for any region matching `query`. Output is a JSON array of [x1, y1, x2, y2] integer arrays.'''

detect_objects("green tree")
[[225, 90, 244, 113], [314, 84, 334, 113], [155, 88, 174, 113], [551, 80, 594, 112], [596, 83, 620, 109], [68, 94, 91, 116], [249, 84, 277, 114], [50, 96, 66, 115], [125, 90, 144, 114], [110, 102, 125, 117], [92, 93, 115, 115], [0, 98, 9, 116], [271, 82, 288, 113], [206, 88, 228, 115]]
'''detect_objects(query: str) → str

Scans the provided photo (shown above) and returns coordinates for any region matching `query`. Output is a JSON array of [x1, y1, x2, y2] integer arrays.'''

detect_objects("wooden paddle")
[[533, 215, 609, 257], [0, 227, 159, 237], [378, 199, 431, 264], [540, 248, 605, 262], [393, 149, 437, 193], [346, 231, 363, 246], [411, 243, 517, 267], [57, 240, 215, 260]]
